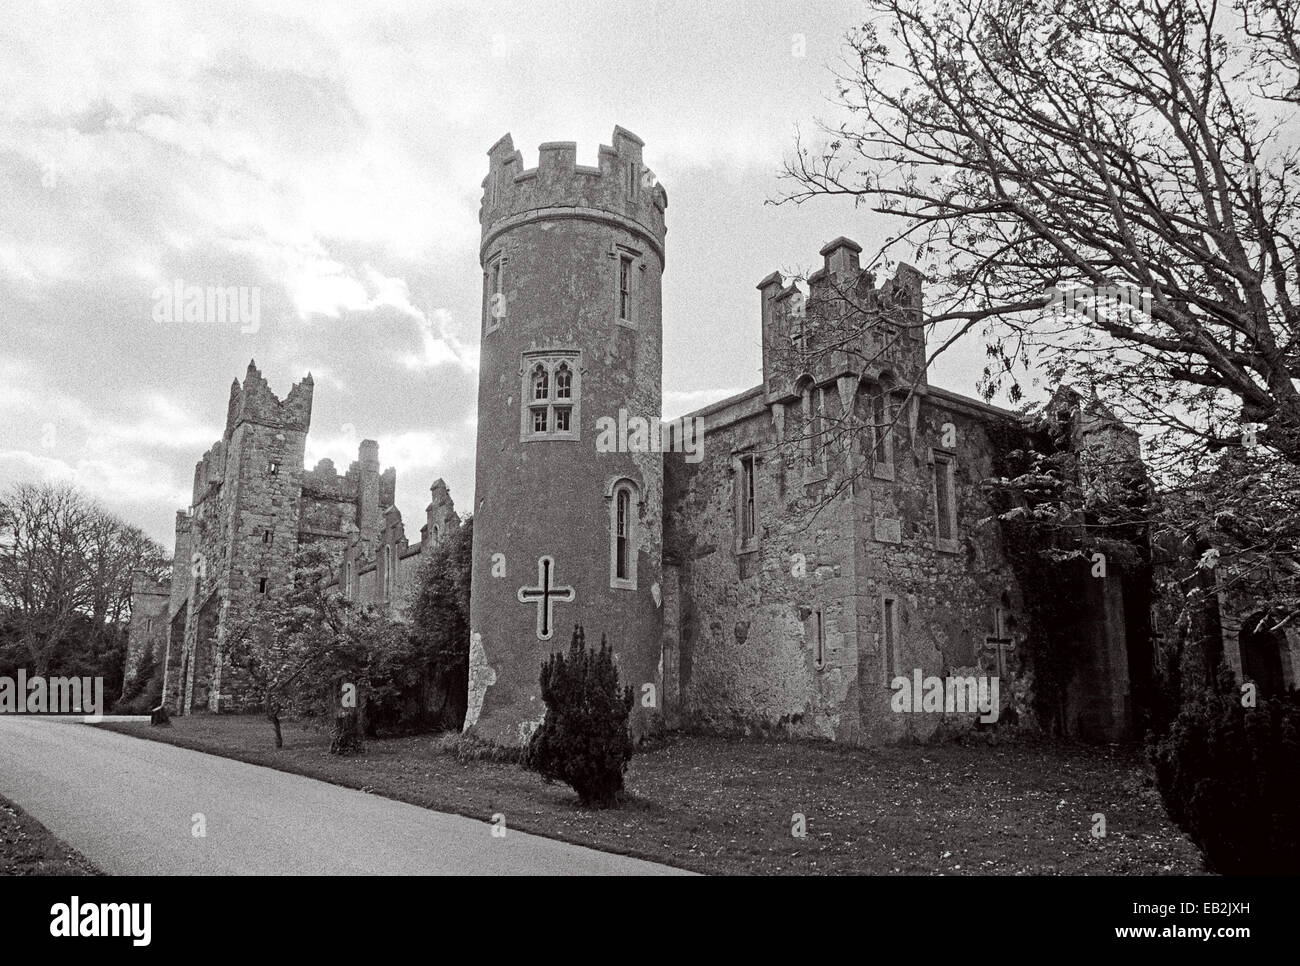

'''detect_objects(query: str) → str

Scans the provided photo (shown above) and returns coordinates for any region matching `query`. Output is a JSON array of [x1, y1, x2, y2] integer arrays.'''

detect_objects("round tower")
[[467, 126, 668, 744]]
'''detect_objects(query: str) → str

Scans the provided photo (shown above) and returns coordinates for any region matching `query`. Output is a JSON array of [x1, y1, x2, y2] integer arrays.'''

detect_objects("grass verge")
[[97, 715, 1204, 875], [0, 794, 100, 875]]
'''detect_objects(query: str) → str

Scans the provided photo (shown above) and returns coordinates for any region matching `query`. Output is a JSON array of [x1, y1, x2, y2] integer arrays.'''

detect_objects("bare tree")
[[777, 0, 1300, 476], [0, 481, 168, 675]]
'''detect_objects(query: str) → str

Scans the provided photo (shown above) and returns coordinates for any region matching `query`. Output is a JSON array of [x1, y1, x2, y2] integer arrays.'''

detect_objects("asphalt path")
[[0, 716, 691, 875]]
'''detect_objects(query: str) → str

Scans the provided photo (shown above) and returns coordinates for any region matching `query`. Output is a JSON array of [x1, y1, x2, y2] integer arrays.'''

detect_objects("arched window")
[[555, 363, 571, 399], [616, 490, 630, 578], [532, 364, 549, 401], [608, 480, 638, 589]]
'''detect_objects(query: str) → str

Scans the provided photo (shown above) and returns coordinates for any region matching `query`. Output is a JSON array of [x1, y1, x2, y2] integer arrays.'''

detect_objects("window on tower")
[[618, 255, 633, 323], [609, 479, 638, 589], [484, 254, 505, 334], [521, 351, 581, 442]]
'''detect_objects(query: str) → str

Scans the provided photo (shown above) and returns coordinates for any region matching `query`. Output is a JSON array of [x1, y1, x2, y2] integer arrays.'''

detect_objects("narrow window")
[[555, 364, 571, 399], [609, 481, 638, 588], [258, 577, 268, 594], [262, 528, 272, 544], [553, 407, 571, 432], [871, 392, 892, 465], [616, 489, 630, 580], [532, 364, 548, 401], [883, 597, 898, 679], [532, 407, 548, 433], [619, 255, 633, 322], [934, 454, 956, 543], [267, 461, 280, 476], [740, 454, 757, 541], [992, 606, 1012, 678], [485, 256, 505, 331], [816, 387, 831, 468], [814, 609, 826, 669]]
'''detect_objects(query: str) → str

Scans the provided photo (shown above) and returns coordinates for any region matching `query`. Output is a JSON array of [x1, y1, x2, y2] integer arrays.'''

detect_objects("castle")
[[132, 126, 1157, 742], [127, 362, 458, 714]]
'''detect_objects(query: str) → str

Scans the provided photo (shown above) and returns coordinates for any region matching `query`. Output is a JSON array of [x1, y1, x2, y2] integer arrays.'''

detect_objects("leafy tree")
[[1150, 666, 1300, 874], [526, 625, 634, 808], [225, 545, 408, 751]]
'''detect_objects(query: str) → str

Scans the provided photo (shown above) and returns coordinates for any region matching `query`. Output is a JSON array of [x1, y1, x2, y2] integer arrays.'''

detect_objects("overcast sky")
[[0, 0, 993, 548]]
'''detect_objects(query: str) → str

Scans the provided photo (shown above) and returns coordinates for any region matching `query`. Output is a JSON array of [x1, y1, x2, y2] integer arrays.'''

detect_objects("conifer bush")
[[526, 625, 634, 808], [1149, 668, 1300, 874]]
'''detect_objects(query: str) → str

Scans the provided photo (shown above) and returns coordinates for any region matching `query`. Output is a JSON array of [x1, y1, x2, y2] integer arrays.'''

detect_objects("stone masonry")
[[133, 127, 1151, 743], [143, 361, 456, 714]]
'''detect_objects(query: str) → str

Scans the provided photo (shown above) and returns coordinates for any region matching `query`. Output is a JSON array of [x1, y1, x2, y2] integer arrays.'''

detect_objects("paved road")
[[0, 716, 690, 875]]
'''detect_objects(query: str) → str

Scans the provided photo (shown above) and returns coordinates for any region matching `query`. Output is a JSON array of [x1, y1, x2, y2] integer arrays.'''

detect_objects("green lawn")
[[98, 715, 1204, 875], [0, 795, 99, 876]]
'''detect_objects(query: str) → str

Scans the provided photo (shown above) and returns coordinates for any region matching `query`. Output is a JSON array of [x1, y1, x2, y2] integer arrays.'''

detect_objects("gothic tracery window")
[[521, 352, 580, 441]]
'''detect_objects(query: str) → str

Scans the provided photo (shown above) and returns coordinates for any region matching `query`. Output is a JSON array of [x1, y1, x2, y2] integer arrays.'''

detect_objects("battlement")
[[223, 360, 313, 437], [302, 457, 362, 501], [131, 570, 171, 596], [480, 126, 668, 262], [759, 237, 927, 399]]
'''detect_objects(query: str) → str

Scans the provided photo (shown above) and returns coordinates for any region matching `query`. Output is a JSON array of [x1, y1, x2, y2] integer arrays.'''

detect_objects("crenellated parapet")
[[223, 360, 313, 437], [479, 126, 668, 266], [760, 237, 927, 403], [130, 570, 171, 597]]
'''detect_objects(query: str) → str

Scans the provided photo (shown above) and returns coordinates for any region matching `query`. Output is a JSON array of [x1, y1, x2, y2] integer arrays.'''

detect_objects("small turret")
[[421, 479, 458, 549], [760, 239, 927, 401]]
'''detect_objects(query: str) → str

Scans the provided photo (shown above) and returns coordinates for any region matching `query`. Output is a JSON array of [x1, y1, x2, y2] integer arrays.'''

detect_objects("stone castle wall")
[[154, 361, 420, 715], [467, 127, 667, 745]]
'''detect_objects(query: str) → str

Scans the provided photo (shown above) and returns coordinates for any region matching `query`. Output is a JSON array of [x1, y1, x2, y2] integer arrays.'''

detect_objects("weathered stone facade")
[[121, 571, 169, 699], [138, 361, 456, 714], [131, 127, 1152, 742], [465, 128, 1148, 745], [659, 240, 1146, 742], [466, 127, 667, 744]]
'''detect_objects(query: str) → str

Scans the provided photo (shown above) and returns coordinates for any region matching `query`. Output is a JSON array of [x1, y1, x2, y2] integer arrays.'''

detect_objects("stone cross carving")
[[517, 555, 575, 641]]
